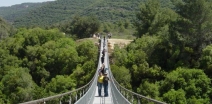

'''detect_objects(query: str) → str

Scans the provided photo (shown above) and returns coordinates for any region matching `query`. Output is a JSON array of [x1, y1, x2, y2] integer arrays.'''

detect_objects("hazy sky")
[[0, 0, 55, 7]]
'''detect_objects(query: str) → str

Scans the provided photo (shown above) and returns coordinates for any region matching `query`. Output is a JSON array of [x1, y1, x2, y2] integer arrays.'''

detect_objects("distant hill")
[[0, 2, 51, 23], [0, 0, 173, 28]]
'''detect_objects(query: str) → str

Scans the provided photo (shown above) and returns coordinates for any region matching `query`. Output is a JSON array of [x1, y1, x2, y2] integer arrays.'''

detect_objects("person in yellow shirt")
[[97, 72, 104, 96]]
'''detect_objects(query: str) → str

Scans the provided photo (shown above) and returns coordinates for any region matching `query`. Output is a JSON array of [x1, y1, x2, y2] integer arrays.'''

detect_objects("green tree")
[[64, 16, 100, 39], [0, 17, 15, 40], [76, 40, 98, 62], [162, 89, 186, 104], [111, 45, 128, 66], [111, 65, 131, 89], [168, 0, 212, 68], [15, 28, 65, 47], [200, 45, 212, 78], [69, 40, 98, 87], [70, 60, 96, 87], [1, 67, 35, 104], [25, 38, 78, 85], [137, 81, 160, 99], [161, 68, 211, 103], [0, 48, 22, 80], [0, 82, 7, 104], [46, 75, 76, 94], [101, 22, 111, 33], [134, 0, 176, 37]]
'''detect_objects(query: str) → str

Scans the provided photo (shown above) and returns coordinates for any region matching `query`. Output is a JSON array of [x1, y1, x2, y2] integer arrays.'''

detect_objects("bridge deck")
[[92, 81, 112, 104], [93, 38, 113, 104]]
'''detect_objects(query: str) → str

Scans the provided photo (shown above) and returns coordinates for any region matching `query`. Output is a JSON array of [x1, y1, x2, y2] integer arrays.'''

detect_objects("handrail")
[[112, 76, 167, 104], [20, 71, 97, 104]]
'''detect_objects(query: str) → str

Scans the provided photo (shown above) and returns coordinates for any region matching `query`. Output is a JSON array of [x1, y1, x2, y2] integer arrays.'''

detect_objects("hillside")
[[0, 0, 173, 28], [0, 2, 50, 23], [0, 17, 15, 40]]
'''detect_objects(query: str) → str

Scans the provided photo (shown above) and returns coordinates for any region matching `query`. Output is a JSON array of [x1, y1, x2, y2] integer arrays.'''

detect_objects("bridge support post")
[[69, 94, 72, 104], [137, 97, 141, 104], [43, 99, 46, 104], [131, 95, 134, 103], [75, 93, 78, 101], [60, 96, 63, 104]]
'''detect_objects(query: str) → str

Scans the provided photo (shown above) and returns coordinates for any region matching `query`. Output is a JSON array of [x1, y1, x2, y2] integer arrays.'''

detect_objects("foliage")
[[110, 65, 131, 89], [46, 75, 76, 94], [200, 45, 212, 78], [137, 81, 160, 99], [61, 16, 100, 39], [111, 0, 212, 101], [70, 60, 96, 87], [111, 45, 129, 66], [0, 48, 22, 80], [1, 67, 35, 104], [167, 0, 212, 68], [0, 27, 98, 103], [77, 40, 98, 62], [0, 17, 15, 40], [133, 0, 212, 70], [1, 0, 212, 103], [134, 0, 177, 38], [162, 89, 186, 104], [0, 3, 48, 22], [111, 36, 166, 90], [161, 68, 211, 103]]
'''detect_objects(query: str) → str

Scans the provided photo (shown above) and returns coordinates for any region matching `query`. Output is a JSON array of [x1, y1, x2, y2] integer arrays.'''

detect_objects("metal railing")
[[19, 73, 96, 104]]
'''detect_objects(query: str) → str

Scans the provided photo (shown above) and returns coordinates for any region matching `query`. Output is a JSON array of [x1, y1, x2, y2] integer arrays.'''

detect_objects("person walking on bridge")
[[101, 55, 104, 64], [97, 72, 104, 97], [103, 71, 109, 97], [98, 64, 105, 74]]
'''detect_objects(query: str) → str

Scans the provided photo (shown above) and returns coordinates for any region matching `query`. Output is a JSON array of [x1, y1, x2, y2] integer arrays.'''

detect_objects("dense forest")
[[0, 0, 212, 103], [0, 27, 99, 104], [111, 0, 212, 103]]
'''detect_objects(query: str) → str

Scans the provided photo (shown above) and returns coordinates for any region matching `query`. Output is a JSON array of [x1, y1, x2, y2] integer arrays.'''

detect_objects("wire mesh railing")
[[19, 73, 96, 104]]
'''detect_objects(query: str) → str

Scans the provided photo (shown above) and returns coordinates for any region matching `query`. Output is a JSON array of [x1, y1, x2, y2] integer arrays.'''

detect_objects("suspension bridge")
[[20, 37, 167, 104]]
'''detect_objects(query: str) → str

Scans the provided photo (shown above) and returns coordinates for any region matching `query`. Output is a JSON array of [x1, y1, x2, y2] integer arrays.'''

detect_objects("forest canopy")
[[0, 0, 212, 103], [111, 0, 212, 103], [0, 28, 98, 103]]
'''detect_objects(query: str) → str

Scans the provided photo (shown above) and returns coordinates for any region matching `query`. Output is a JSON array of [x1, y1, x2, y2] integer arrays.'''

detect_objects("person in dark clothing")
[[102, 48, 105, 57], [103, 71, 109, 97], [101, 55, 104, 64]]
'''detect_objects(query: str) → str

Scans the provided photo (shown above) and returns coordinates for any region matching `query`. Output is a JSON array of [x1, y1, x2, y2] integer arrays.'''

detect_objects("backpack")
[[103, 76, 109, 84]]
